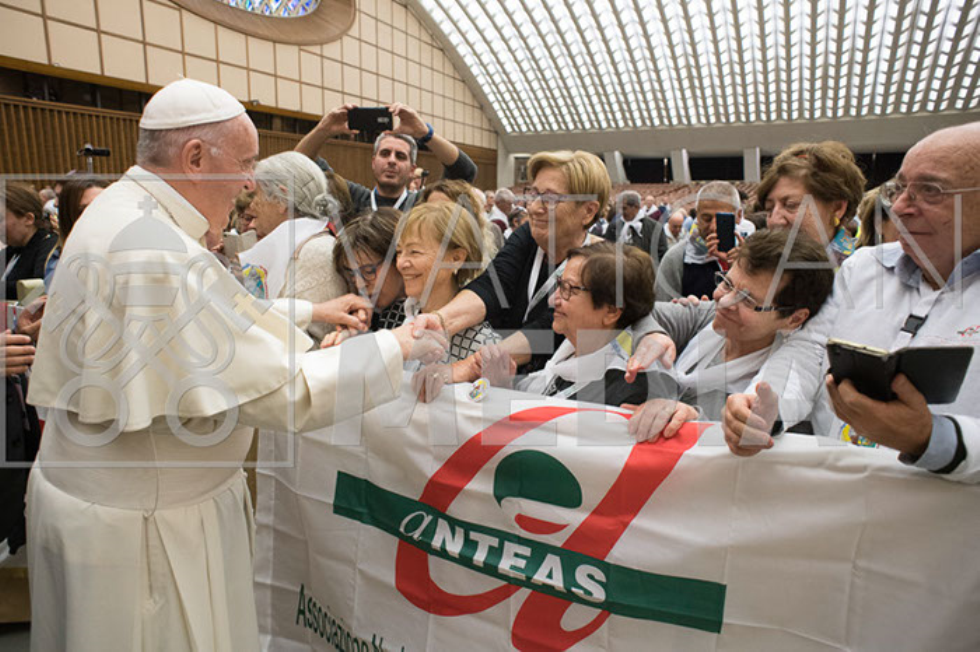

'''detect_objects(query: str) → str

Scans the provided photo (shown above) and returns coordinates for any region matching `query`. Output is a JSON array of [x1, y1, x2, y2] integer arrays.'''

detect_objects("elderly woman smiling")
[[628, 230, 835, 441], [237, 151, 351, 343], [480, 242, 666, 407], [757, 141, 866, 266], [396, 202, 499, 363], [428, 151, 612, 379]]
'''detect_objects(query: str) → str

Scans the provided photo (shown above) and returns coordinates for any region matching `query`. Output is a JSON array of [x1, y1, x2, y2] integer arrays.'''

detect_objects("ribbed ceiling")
[[415, 0, 980, 134]]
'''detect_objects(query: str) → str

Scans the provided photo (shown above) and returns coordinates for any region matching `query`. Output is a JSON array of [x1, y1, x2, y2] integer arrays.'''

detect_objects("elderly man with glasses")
[[722, 121, 980, 484]]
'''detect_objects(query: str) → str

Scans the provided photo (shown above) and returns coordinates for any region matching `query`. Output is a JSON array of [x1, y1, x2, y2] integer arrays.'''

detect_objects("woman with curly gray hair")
[[238, 151, 347, 343]]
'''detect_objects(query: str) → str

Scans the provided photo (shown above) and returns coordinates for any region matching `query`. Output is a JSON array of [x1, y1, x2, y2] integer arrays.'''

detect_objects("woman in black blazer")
[[3, 184, 57, 300]]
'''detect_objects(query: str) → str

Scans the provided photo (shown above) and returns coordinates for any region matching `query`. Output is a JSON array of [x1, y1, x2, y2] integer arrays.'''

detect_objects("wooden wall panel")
[[1, 95, 498, 190], [0, 95, 140, 181]]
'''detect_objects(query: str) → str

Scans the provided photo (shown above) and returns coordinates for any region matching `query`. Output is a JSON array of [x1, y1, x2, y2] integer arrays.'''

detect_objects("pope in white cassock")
[[25, 79, 444, 652]]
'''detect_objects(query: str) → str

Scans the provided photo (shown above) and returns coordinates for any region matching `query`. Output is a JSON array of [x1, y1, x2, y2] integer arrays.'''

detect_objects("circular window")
[[217, 0, 321, 18], [171, 0, 354, 44]]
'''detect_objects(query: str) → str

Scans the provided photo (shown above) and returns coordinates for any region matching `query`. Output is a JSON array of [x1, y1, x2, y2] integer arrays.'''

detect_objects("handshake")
[[315, 294, 448, 364]]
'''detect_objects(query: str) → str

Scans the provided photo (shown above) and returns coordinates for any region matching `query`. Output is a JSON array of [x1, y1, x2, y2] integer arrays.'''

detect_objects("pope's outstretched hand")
[[393, 313, 449, 363], [312, 294, 373, 331]]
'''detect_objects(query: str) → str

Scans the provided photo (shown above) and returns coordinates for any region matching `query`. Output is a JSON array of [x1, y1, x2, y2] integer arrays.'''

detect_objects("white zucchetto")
[[139, 78, 246, 130]]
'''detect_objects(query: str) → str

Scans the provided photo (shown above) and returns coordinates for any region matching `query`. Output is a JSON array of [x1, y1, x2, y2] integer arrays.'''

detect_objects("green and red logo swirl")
[[334, 406, 726, 650]]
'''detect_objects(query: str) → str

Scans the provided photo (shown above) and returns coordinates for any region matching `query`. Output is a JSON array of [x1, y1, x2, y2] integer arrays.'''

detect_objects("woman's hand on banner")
[[623, 399, 699, 442], [411, 363, 452, 403]]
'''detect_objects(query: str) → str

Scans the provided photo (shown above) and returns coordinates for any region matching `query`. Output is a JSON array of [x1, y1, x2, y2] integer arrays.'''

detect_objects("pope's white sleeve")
[[236, 330, 403, 431], [271, 298, 313, 330]]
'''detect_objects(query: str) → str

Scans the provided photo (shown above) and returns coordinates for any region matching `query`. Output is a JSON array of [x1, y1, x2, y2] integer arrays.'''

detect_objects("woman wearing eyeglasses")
[[628, 229, 835, 440], [417, 151, 610, 378], [331, 208, 407, 332], [758, 141, 866, 266], [480, 242, 664, 407]]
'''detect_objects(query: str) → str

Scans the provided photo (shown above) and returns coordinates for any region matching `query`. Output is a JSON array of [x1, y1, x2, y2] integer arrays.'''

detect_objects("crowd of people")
[[1, 77, 977, 650]]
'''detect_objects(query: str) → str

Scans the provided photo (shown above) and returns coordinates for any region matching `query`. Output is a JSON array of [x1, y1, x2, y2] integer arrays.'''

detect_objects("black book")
[[827, 339, 973, 404]]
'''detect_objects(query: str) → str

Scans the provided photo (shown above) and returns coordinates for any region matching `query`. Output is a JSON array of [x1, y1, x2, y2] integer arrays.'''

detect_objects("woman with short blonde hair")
[[395, 202, 499, 363], [422, 178, 499, 258], [421, 150, 612, 381]]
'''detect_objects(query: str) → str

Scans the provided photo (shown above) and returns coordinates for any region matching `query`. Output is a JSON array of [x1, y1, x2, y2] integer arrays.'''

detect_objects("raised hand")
[[387, 103, 428, 140], [625, 332, 677, 383], [722, 382, 780, 456], [318, 103, 360, 137]]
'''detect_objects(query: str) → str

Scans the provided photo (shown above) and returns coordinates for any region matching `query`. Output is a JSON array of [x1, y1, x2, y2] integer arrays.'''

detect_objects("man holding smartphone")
[[296, 102, 477, 215], [654, 181, 743, 302]]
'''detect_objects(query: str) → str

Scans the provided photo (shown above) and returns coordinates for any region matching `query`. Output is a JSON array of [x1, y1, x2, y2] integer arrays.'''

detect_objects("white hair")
[[254, 151, 340, 222], [472, 187, 487, 207], [495, 188, 515, 203], [618, 190, 641, 208], [696, 181, 741, 211], [135, 121, 231, 169]]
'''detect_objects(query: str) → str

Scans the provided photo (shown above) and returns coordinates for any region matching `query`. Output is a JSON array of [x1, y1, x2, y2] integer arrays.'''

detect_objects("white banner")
[[254, 380, 980, 651]]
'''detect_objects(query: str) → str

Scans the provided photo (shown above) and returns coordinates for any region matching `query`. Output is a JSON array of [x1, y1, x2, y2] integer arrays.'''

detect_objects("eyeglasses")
[[342, 261, 383, 282], [714, 272, 792, 313], [880, 180, 980, 206], [524, 189, 581, 206], [555, 275, 590, 301]]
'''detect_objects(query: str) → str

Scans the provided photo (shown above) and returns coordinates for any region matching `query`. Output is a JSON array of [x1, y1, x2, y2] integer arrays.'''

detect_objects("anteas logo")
[[334, 406, 726, 650]]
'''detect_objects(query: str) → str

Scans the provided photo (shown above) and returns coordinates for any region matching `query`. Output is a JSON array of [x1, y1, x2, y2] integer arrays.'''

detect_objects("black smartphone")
[[715, 212, 736, 252], [347, 107, 392, 134]]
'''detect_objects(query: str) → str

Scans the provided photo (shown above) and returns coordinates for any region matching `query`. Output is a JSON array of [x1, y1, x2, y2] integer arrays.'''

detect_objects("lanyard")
[[545, 376, 591, 400], [370, 188, 409, 212], [524, 233, 591, 323], [890, 283, 943, 350], [544, 337, 629, 399], [2, 253, 20, 281]]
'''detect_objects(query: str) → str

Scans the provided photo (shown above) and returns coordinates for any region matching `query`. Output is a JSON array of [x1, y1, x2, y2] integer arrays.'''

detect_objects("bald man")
[[665, 209, 688, 248], [723, 122, 980, 484]]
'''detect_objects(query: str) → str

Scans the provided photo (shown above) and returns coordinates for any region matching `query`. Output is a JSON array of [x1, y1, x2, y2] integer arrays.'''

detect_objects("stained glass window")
[[216, 0, 321, 18]]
